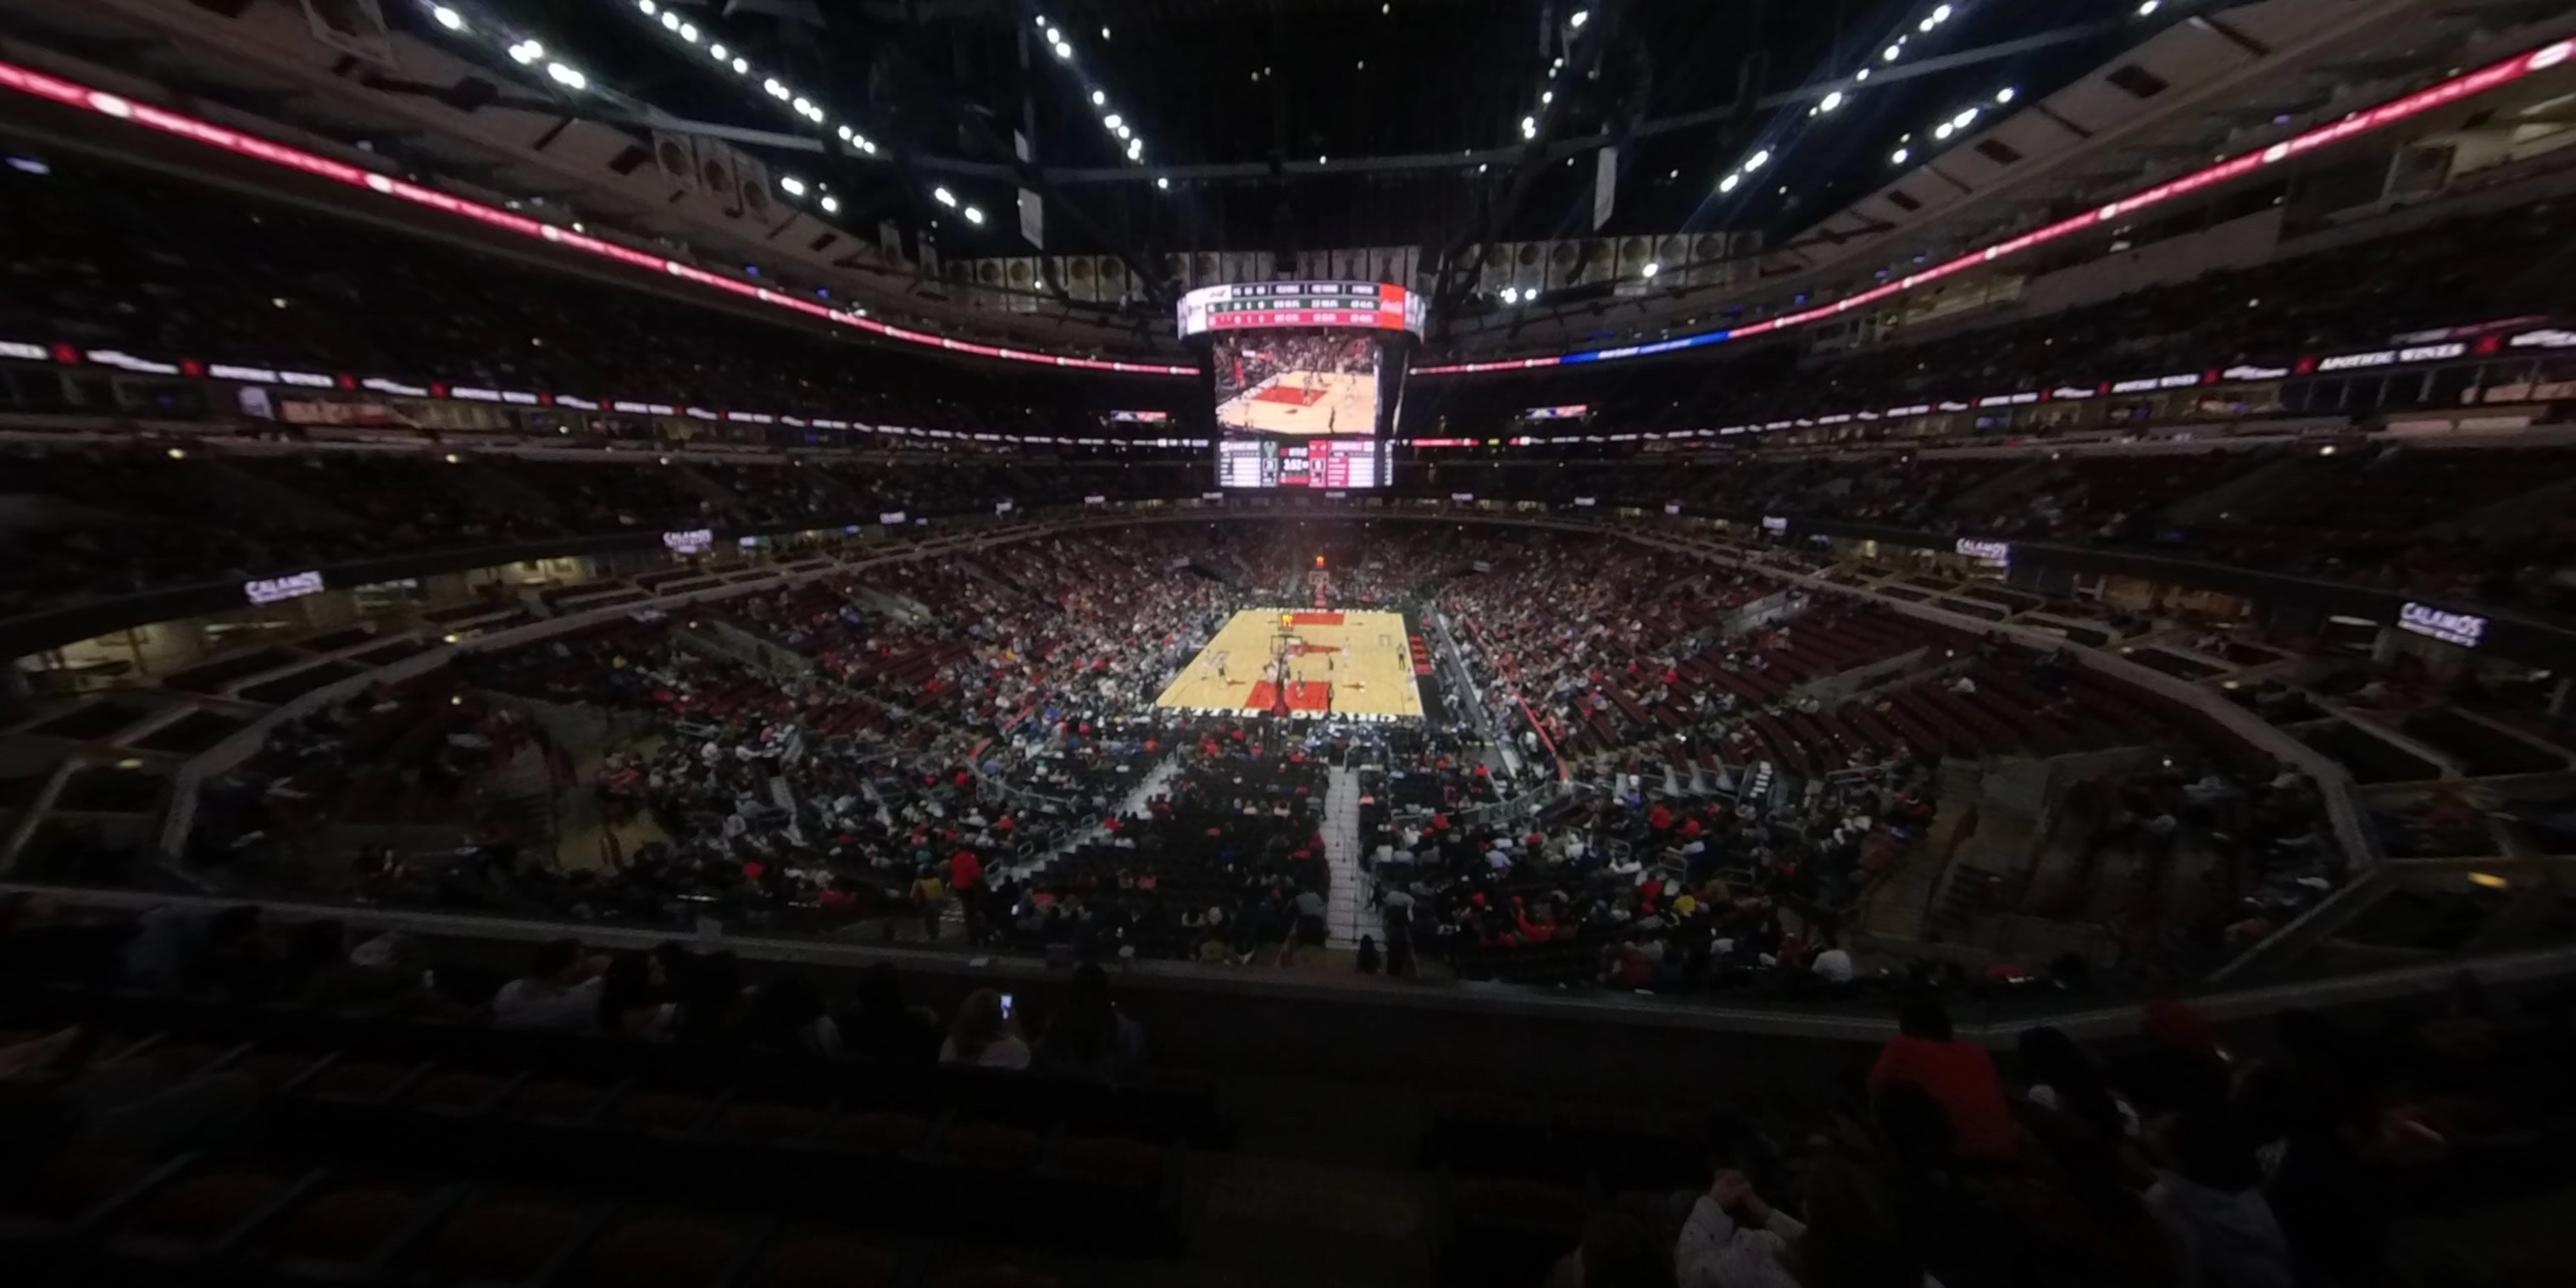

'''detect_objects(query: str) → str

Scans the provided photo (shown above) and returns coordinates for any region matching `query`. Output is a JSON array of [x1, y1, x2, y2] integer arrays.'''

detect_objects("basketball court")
[[1214, 371, 1379, 436], [1153, 608, 1424, 721]]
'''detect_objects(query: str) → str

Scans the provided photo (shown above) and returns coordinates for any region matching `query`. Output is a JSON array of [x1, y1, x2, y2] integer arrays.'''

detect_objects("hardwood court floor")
[[1152, 608, 1422, 720], [1214, 370, 1378, 436]]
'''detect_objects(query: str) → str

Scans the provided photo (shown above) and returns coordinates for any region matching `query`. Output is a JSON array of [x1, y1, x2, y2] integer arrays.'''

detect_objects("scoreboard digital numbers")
[[1218, 438, 1387, 489], [1177, 281, 1429, 338]]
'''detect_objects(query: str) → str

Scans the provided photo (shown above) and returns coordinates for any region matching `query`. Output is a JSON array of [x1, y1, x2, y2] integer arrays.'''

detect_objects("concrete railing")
[[8, 880, 2570, 1052]]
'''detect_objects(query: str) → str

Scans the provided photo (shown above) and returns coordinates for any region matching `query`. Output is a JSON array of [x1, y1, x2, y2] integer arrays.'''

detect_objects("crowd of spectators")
[[6, 139, 2573, 629], [29, 514, 2337, 1008]]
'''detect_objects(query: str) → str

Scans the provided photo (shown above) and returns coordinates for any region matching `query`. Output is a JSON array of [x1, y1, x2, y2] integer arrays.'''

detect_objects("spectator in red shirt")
[[1868, 996, 2021, 1158]]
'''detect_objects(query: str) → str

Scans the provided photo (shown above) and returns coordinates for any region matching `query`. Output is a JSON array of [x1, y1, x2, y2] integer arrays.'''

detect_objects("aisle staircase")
[[1321, 767, 1368, 948]]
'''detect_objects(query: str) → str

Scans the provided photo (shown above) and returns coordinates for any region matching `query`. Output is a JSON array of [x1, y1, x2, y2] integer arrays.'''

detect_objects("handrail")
[[8, 878, 2569, 1048]]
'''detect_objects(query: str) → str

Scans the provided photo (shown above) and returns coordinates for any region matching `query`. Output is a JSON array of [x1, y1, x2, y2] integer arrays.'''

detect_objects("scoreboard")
[[1178, 281, 1427, 338], [1218, 437, 1387, 489]]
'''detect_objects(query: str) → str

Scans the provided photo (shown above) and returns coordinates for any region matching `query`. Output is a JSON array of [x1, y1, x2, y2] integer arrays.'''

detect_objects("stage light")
[[780, 175, 808, 196], [836, 125, 852, 141], [1128, 138, 1143, 158], [730, 58, 747, 74], [680, 22, 697, 42], [547, 63, 587, 90], [1918, 16, 1935, 31], [1819, 90, 1844, 112], [508, 41, 540, 64], [1046, 26, 1061, 42], [1935, 122, 1954, 139], [1996, 86, 2016, 103], [1102, 25, 1110, 38], [1718, 173, 1740, 192], [1156, 176, 1169, 189], [1745, 148, 1770, 169], [1569, 9, 1588, 28], [1883, 44, 1901, 61], [1091, 89, 1106, 105], [1520, 115, 1537, 137], [431, 5, 464, 31], [1951, 108, 1978, 128], [2137, 0, 2159, 13], [820, 195, 838, 212], [1104, 113, 1123, 129], [1933, 3, 1953, 19], [1641, 261, 1659, 278], [1855, 68, 1871, 81], [660, 11, 680, 31], [1318, 154, 1327, 164], [763, 77, 785, 96], [964, 206, 985, 224], [708, 43, 725, 59], [934, 186, 957, 206], [638, 0, 655, 12], [793, 96, 813, 114], [1890, 147, 1909, 164], [1054, 40, 1074, 59], [1035, 14, 1048, 29]]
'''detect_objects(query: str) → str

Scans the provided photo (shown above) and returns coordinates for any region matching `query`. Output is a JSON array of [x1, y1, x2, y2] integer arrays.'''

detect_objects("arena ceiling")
[[0, 0, 2563, 360], [468, 0, 2157, 256]]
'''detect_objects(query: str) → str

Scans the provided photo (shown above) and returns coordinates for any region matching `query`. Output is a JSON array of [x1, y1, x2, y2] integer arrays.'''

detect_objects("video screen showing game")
[[1209, 328, 1394, 489], [1212, 329, 1382, 436]]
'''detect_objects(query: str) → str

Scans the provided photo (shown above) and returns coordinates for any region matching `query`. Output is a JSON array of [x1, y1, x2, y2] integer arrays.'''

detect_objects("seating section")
[[0, 966, 1197, 1286], [1002, 733, 1330, 962]]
